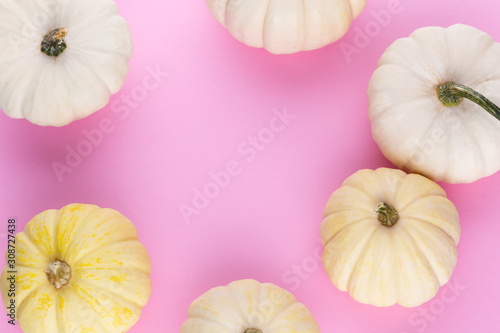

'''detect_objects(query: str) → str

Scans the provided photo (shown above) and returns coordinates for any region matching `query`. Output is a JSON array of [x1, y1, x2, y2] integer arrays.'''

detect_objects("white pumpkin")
[[181, 279, 320, 333], [205, 0, 366, 54], [0, 0, 133, 126], [321, 168, 460, 307], [368, 24, 500, 183], [0, 204, 152, 333]]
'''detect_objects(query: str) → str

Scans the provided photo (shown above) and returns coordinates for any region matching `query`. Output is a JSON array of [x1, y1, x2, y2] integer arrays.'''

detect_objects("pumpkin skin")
[[321, 168, 460, 307], [205, 0, 366, 54], [0, 204, 151, 333], [368, 24, 500, 183], [0, 0, 133, 126], [180, 279, 320, 333]]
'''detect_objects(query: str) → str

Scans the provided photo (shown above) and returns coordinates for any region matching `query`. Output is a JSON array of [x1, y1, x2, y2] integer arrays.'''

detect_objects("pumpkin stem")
[[375, 202, 399, 227], [244, 329, 263, 333], [45, 260, 71, 290], [41, 28, 67, 57], [437, 82, 500, 122]]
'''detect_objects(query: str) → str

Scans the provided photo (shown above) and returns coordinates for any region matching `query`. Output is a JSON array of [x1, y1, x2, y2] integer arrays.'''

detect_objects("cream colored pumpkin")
[[181, 279, 320, 333], [206, 0, 366, 54], [0, 0, 133, 126], [368, 24, 500, 183], [0, 204, 151, 333], [321, 168, 460, 307]]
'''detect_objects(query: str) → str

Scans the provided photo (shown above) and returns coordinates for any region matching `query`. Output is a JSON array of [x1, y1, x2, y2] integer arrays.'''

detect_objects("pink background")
[[1, 0, 500, 332]]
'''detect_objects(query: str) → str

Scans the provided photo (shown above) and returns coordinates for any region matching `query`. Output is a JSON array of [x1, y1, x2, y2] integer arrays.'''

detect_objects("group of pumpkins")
[[0, 0, 499, 332]]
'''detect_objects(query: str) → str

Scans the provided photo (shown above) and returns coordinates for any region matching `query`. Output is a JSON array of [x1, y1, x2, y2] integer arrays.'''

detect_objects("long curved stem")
[[437, 82, 500, 122]]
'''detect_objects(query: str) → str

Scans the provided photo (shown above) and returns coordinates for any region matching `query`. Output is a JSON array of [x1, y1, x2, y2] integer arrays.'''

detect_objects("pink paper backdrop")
[[1, 0, 500, 332]]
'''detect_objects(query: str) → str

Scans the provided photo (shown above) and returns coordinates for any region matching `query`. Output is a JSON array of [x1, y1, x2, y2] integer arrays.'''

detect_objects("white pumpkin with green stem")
[[368, 24, 500, 183], [181, 279, 320, 333], [0, 204, 151, 333], [0, 0, 133, 126], [321, 168, 460, 307], [205, 0, 366, 54]]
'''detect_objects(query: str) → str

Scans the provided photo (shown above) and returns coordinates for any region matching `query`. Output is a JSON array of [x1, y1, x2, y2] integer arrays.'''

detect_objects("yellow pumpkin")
[[181, 279, 320, 333], [0, 204, 152, 333], [321, 168, 460, 307]]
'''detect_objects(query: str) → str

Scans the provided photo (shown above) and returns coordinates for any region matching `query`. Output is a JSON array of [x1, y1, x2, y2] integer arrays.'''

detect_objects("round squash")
[[205, 0, 366, 54], [0, 204, 151, 333], [180, 279, 320, 333], [368, 24, 500, 183], [0, 0, 133, 126], [321, 168, 460, 307]]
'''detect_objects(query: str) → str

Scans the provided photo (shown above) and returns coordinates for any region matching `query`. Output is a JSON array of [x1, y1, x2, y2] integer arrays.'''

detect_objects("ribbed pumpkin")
[[321, 168, 460, 307], [205, 0, 366, 54], [0, 0, 133, 126], [0, 204, 151, 333], [181, 279, 320, 332]]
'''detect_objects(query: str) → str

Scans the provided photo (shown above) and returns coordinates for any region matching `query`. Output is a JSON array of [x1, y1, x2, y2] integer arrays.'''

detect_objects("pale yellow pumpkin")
[[0, 204, 151, 333], [321, 168, 460, 307], [181, 279, 320, 333]]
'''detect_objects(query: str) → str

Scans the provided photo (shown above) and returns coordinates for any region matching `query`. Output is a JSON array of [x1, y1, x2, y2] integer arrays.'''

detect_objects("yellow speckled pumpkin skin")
[[0, 204, 152, 333], [181, 279, 320, 333]]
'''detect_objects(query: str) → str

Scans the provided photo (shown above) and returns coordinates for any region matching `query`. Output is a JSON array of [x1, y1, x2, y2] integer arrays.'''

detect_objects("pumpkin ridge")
[[13, 282, 44, 320], [70, 44, 132, 60], [396, 193, 445, 213], [181, 318, 230, 331], [63, 211, 139, 264], [54, 291, 64, 333], [71, 282, 141, 331], [24, 59, 50, 122], [345, 226, 380, 291], [226, 281, 258, 325], [68, 15, 132, 54], [57, 287, 111, 333], [346, 227, 388, 301], [261, 283, 297, 321], [17, 231, 52, 268], [369, 81, 437, 124], [394, 228, 441, 307], [364, 228, 397, 304], [321, 214, 372, 246], [71, 238, 146, 270], [391, 231, 423, 306], [56, 205, 101, 259], [73, 276, 148, 308], [397, 223, 441, 288], [300, 0, 307, 50], [69, 54, 113, 94], [342, 183, 378, 205], [460, 113, 488, 173], [190, 286, 243, 330], [261, 0, 273, 51], [7, 57, 44, 121], [401, 221, 457, 285], [0, 3, 29, 32], [404, 215, 458, 246], [264, 302, 303, 330], [323, 223, 378, 289]]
